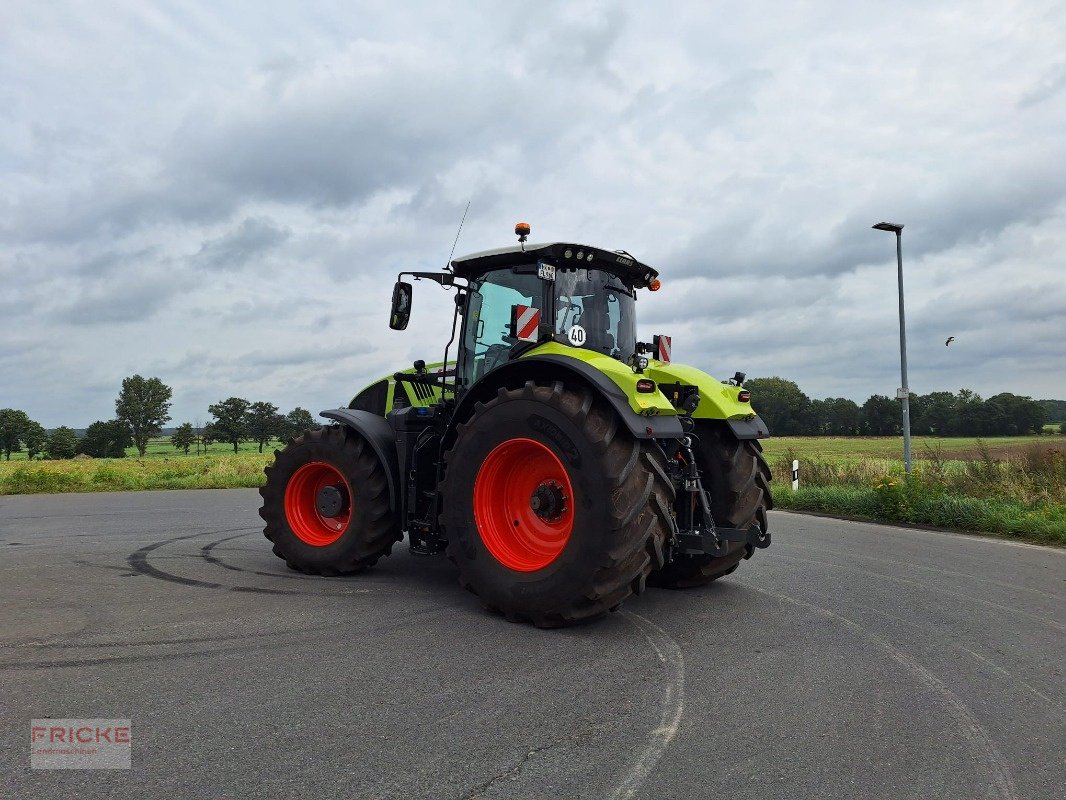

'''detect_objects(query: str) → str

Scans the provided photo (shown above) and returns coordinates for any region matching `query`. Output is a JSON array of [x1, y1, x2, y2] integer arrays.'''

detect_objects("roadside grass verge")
[[770, 440, 1066, 545], [0, 453, 271, 494]]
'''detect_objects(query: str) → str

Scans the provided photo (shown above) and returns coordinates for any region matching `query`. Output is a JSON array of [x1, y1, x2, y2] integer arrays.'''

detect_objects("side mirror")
[[389, 281, 413, 330]]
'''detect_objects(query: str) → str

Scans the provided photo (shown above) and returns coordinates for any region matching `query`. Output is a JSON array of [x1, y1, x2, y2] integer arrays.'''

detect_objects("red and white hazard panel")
[[513, 305, 541, 342], [655, 334, 672, 362]]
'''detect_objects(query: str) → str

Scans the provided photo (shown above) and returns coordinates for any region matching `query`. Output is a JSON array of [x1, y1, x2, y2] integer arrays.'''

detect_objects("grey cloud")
[[59, 267, 192, 324], [665, 160, 1066, 281], [194, 217, 290, 272], [1017, 62, 1066, 109]]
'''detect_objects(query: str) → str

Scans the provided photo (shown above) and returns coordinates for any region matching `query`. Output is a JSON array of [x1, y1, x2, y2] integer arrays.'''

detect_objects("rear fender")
[[444, 356, 684, 453]]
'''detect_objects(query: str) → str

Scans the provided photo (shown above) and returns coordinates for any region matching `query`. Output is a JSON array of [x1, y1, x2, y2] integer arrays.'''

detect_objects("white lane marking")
[[774, 510, 1066, 554], [609, 612, 685, 800], [772, 551, 1066, 632], [752, 587, 1020, 800]]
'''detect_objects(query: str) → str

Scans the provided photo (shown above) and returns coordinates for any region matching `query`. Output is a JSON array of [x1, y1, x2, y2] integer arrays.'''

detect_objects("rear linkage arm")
[[671, 435, 770, 558]]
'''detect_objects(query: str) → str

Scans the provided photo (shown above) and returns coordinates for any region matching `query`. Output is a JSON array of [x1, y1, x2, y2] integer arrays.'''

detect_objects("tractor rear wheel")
[[259, 426, 401, 575], [440, 380, 674, 627], [649, 423, 772, 589]]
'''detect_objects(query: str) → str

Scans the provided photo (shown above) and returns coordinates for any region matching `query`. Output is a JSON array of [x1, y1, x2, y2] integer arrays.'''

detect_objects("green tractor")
[[259, 224, 772, 627]]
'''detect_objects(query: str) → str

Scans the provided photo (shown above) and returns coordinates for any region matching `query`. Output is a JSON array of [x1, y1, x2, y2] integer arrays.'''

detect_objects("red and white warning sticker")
[[656, 335, 672, 362], [514, 305, 541, 342]]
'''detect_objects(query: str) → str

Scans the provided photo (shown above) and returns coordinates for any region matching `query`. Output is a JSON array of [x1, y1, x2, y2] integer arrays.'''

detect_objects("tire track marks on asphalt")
[[608, 611, 686, 800], [126, 528, 373, 596], [770, 551, 1065, 632], [750, 585, 1020, 800], [774, 540, 1066, 602], [761, 582, 1065, 716]]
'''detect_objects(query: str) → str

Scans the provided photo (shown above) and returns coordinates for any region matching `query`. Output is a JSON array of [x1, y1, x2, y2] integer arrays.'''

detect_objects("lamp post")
[[872, 221, 912, 475]]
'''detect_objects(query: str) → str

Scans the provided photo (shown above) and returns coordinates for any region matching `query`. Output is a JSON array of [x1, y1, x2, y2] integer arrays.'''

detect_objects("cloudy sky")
[[2, 1, 1064, 428]]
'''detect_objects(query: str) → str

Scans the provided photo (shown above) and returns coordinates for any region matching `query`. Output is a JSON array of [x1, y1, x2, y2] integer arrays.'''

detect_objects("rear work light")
[[738, 390, 751, 402], [636, 379, 656, 393]]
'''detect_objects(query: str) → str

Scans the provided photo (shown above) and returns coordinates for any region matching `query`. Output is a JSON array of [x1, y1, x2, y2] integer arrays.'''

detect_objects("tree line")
[[2, 374, 1060, 461], [0, 375, 321, 461], [746, 377, 1055, 437]]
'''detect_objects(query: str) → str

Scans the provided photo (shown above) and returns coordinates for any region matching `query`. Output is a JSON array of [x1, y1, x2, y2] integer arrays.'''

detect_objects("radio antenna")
[[445, 201, 471, 272]]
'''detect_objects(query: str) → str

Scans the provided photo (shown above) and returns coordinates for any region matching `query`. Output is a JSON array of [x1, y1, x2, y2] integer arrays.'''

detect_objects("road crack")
[[458, 730, 582, 799]]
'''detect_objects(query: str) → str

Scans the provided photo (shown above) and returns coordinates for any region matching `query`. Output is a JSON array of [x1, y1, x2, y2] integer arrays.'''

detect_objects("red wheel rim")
[[473, 438, 575, 572], [284, 462, 351, 546]]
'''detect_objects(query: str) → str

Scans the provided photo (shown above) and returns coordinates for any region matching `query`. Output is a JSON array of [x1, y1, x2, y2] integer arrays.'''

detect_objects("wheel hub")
[[529, 480, 567, 522], [315, 484, 349, 518]]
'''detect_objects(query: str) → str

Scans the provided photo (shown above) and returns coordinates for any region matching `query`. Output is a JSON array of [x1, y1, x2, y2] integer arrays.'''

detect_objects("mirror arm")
[[398, 271, 458, 287]]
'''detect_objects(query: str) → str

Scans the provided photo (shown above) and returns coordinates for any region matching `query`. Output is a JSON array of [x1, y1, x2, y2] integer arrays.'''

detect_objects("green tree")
[[1038, 399, 1066, 426], [861, 395, 899, 435], [46, 426, 78, 460], [955, 389, 990, 436], [0, 409, 31, 460], [281, 407, 318, 441], [115, 375, 173, 457], [986, 393, 1046, 435], [171, 422, 196, 454], [247, 401, 282, 453], [23, 420, 48, 460], [803, 399, 828, 435], [911, 391, 954, 435], [209, 397, 250, 453], [745, 378, 811, 435], [77, 420, 133, 458], [824, 398, 861, 436]]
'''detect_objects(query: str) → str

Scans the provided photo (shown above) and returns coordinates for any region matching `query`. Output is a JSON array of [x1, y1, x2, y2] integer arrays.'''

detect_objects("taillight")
[[738, 390, 751, 402], [636, 379, 656, 393]]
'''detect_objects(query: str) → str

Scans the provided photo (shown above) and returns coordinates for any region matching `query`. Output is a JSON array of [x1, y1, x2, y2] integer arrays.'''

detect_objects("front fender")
[[319, 409, 400, 512], [644, 361, 769, 438]]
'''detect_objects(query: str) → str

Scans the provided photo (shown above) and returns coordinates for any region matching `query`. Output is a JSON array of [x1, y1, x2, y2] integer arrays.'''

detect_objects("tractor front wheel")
[[259, 426, 401, 575], [440, 380, 675, 627]]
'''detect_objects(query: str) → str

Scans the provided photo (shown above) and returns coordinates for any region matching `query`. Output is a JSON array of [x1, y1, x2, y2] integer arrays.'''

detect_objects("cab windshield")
[[554, 267, 636, 360]]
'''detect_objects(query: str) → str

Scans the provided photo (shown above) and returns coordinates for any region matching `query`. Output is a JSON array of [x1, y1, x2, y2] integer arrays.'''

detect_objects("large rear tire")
[[440, 380, 674, 627], [259, 426, 401, 575], [649, 423, 772, 589]]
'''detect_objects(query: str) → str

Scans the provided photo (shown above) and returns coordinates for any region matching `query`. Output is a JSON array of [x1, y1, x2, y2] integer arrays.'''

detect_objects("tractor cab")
[[452, 245, 649, 385], [388, 228, 662, 394]]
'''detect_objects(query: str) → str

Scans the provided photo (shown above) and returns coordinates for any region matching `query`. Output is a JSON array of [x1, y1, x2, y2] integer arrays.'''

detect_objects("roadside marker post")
[[791, 460, 799, 491]]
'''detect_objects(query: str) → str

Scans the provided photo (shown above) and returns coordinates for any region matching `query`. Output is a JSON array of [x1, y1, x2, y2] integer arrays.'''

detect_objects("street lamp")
[[872, 221, 912, 474]]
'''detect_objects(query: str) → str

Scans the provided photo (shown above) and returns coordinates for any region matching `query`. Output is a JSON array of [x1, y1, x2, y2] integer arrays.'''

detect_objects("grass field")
[[765, 436, 1065, 545], [2, 433, 1063, 545], [761, 434, 1051, 461], [0, 452, 272, 494]]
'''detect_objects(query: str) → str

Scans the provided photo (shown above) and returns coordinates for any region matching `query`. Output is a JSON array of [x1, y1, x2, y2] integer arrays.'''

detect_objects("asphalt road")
[[1, 489, 1062, 800]]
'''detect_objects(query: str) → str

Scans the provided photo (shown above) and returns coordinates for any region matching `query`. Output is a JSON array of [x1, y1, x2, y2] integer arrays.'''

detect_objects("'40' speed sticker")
[[567, 325, 586, 346]]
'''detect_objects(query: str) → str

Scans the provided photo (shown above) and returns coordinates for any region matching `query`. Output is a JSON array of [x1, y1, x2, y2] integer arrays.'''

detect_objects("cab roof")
[[450, 242, 659, 288]]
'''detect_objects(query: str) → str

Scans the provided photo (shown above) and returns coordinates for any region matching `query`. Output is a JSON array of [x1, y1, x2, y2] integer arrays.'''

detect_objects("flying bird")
[[945, 336, 955, 346]]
